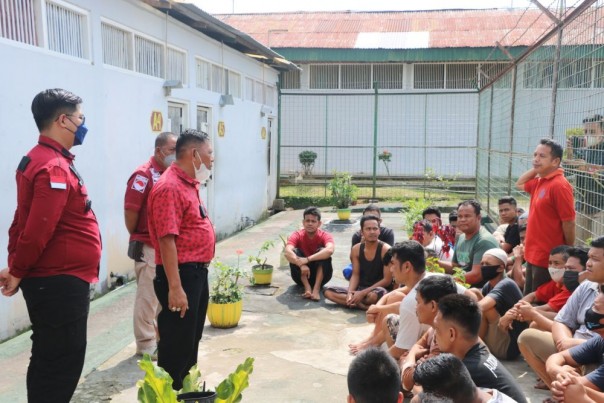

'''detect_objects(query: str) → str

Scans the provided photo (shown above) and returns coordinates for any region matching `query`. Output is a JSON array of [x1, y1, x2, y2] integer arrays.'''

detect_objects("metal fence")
[[477, 0, 604, 244], [277, 90, 478, 203]]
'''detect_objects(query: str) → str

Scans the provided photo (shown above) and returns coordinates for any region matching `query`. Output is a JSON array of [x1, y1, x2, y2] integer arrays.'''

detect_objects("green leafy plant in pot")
[[328, 171, 358, 220], [207, 254, 248, 328], [248, 240, 275, 285]]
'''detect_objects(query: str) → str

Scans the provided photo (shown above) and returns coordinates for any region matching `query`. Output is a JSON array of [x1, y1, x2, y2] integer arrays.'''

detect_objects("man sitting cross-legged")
[[432, 294, 527, 403], [284, 206, 334, 301], [348, 250, 408, 354], [325, 215, 392, 310]]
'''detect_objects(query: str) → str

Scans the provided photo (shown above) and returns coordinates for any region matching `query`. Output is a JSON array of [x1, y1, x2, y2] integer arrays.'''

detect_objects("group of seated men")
[[284, 200, 604, 403]]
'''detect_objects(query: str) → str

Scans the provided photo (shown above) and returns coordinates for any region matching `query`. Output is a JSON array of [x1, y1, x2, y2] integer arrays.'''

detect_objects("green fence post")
[[324, 95, 329, 198], [277, 83, 282, 198], [373, 82, 379, 201]]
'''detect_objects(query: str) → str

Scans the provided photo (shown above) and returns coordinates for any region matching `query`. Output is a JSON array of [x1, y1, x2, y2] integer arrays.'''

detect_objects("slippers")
[[534, 379, 549, 390]]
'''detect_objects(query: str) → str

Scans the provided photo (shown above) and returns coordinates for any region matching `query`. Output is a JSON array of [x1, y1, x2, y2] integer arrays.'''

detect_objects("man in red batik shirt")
[[147, 129, 215, 390]]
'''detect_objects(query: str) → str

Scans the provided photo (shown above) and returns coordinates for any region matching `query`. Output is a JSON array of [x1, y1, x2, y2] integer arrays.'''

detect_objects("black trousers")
[[154, 263, 209, 390], [20, 275, 90, 403], [289, 248, 333, 287]]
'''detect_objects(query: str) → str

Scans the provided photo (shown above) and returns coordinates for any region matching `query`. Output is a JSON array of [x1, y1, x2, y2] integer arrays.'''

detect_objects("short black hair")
[[155, 131, 177, 148], [498, 196, 517, 207], [347, 347, 401, 403], [416, 219, 434, 233], [363, 204, 381, 217], [539, 138, 563, 161], [303, 206, 321, 221], [448, 211, 458, 222], [457, 199, 481, 215], [437, 294, 481, 339], [391, 240, 426, 274], [31, 88, 82, 131], [422, 207, 441, 219], [583, 114, 604, 130], [361, 215, 380, 230], [175, 129, 209, 159], [518, 223, 527, 233], [592, 236, 604, 249], [550, 245, 571, 260], [416, 275, 457, 304], [413, 354, 476, 403], [383, 249, 393, 266], [567, 247, 588, 268]]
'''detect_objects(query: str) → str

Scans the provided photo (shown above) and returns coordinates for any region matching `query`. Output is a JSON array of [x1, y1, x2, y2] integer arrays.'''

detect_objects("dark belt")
[[181, 262, 210, 269]]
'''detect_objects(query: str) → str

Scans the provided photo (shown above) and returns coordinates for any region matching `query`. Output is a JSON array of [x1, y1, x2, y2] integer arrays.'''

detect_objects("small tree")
[[328, 171, 358, 209], [298, 150, 317, 176]]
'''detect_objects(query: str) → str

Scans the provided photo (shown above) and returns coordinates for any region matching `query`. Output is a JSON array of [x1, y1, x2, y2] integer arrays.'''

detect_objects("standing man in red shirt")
[[517, 138, 576, 295], [285, 206, 335, 301], [147, 129, 215, 390], [124, 131, 177, 359], [0, 88, 102, 402]]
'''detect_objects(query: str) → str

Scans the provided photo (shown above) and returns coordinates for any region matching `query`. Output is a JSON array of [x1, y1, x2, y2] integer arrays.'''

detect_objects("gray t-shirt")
[[554, 280, 599, 340], [452, 227, 500, 287]]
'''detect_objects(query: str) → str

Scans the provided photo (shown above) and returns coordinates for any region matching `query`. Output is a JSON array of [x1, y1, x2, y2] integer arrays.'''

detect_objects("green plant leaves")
[[179, 364, 202, 394], [137, 354, 177, 403], [215, 357, 255, 403]]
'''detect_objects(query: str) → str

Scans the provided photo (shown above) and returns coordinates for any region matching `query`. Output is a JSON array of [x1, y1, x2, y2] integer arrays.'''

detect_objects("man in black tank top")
[[325, 215, 393, 310]]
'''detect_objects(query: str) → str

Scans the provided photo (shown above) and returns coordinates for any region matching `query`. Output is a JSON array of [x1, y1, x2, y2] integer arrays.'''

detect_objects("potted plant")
[[137, 354, 254, 403], [248, 241, 275, 285], [328, 171, 358, 220], [207, 252, 247, 329], [298, 150, 317, 176]]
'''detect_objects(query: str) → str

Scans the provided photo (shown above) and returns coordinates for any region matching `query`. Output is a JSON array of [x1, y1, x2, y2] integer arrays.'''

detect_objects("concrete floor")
[[0, 207, 550, 402]]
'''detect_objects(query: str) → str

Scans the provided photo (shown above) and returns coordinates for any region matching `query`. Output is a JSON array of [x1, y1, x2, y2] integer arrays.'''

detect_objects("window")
[[558, 59, 591, 89], [135, 34, 163, 78], [523, 62, 553, 88], [211, 64, 224, 93], [167, 46, 186, 84], [196, 58, 210, 90], [227, 70, 241, 98], [309, 64, 339, 89], [446, 64, 479, 89], [101, 22, 131, 69], [414, 64, 445, 89], [341, 64, 371, 89], [0, 0, 37, 45], [265, 85, 276, 107], [254, 80, 264, 103], [373, 64, 404, 89], [46, 1, 88, 58], [245, 77, 254, 101], [280, 70, 300, 89]]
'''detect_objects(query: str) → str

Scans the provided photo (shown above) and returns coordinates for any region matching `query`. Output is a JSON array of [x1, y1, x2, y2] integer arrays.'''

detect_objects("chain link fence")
[[477, 0, 604, 244]]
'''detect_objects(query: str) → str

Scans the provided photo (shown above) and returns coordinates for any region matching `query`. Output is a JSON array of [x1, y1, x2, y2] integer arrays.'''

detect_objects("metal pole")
[[423, 94, 428, 199], [372, 82, 378, 200], [487, 86, 494, 215], [276, 84, 282, 198], [507, 65, 518, 195], [549, 25, 563, 138], [324, 95, 329, 198]]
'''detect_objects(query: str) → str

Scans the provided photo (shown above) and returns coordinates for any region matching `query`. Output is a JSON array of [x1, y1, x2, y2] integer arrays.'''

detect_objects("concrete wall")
[[0, 0, 279, 340]]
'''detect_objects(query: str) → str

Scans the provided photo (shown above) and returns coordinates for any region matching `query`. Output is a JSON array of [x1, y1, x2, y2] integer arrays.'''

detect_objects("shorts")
[[484, 320, 511, 360], [386, 313, 400, 341]]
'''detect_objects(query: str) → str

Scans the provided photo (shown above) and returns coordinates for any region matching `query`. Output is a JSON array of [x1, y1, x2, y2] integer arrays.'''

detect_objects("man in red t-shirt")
[[147, 129, 215, 390], [285, 207, 335, 301], [516, 138, 576, 295], [124, 131, 176, 358]]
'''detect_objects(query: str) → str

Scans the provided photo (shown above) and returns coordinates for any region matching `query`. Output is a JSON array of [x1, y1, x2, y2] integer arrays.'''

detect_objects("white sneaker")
[[136, 347, 158, 361]]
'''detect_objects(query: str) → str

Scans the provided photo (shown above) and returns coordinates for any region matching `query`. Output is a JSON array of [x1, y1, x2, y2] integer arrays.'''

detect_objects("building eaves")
[[141, 0, 299, 71]]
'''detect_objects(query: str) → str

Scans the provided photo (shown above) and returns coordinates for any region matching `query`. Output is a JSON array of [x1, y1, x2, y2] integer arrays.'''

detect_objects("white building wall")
[[0, 0, 279, 341]]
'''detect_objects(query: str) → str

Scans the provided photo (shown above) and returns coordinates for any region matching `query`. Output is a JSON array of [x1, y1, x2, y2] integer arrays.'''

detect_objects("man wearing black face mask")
[[546, 292, 604, 402], [0, 89, 101, 403], [124, 131, 177, 359], [474, 248, 527, 360]]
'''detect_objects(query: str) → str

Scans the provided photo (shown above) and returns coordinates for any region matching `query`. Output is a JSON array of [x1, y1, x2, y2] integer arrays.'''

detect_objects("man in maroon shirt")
[[0, 89, 102, 403], [285, 206, 335, 301], [124, 131, 176, 358], [147, 129, 215, 390]]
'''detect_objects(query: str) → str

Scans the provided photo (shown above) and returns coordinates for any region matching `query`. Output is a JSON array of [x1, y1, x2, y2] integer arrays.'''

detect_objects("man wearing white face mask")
[[147, 129, 215, 390], [124, 131, 177, 359], [566, 114, 604, 243]]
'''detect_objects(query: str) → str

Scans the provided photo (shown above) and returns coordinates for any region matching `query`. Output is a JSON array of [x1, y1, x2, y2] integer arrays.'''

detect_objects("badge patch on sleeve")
[[50, 175, 67, 190], [132, 174, 149, 193]]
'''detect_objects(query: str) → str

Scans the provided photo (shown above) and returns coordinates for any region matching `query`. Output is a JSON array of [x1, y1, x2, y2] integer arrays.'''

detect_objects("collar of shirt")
[[149, 156, 165, 174], [540, 167, 564, 181], [170, 163, 200, 190], [38, 135, 74, 161]]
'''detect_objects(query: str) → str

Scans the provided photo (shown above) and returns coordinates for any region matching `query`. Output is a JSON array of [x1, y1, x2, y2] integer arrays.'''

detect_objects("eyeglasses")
[[66, 114, 85, 125]]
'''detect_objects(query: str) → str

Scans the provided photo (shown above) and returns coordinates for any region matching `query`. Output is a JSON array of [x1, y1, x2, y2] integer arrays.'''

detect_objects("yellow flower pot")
[[252, 265, 273, 285], [207, 300, 242, 329], [337, 208, 351, 220]]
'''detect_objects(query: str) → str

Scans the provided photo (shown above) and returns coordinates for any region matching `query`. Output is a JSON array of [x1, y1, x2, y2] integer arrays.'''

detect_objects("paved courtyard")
[[0, 207, 549, 402]]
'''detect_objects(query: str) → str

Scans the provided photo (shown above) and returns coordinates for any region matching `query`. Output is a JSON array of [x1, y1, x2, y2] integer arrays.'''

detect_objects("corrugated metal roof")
[[355, 32, 430, 49], [214, 9, 557, 49]]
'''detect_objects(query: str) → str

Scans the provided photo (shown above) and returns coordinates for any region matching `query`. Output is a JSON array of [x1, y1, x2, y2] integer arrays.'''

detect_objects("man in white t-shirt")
[[414, 219, 453, 262]]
